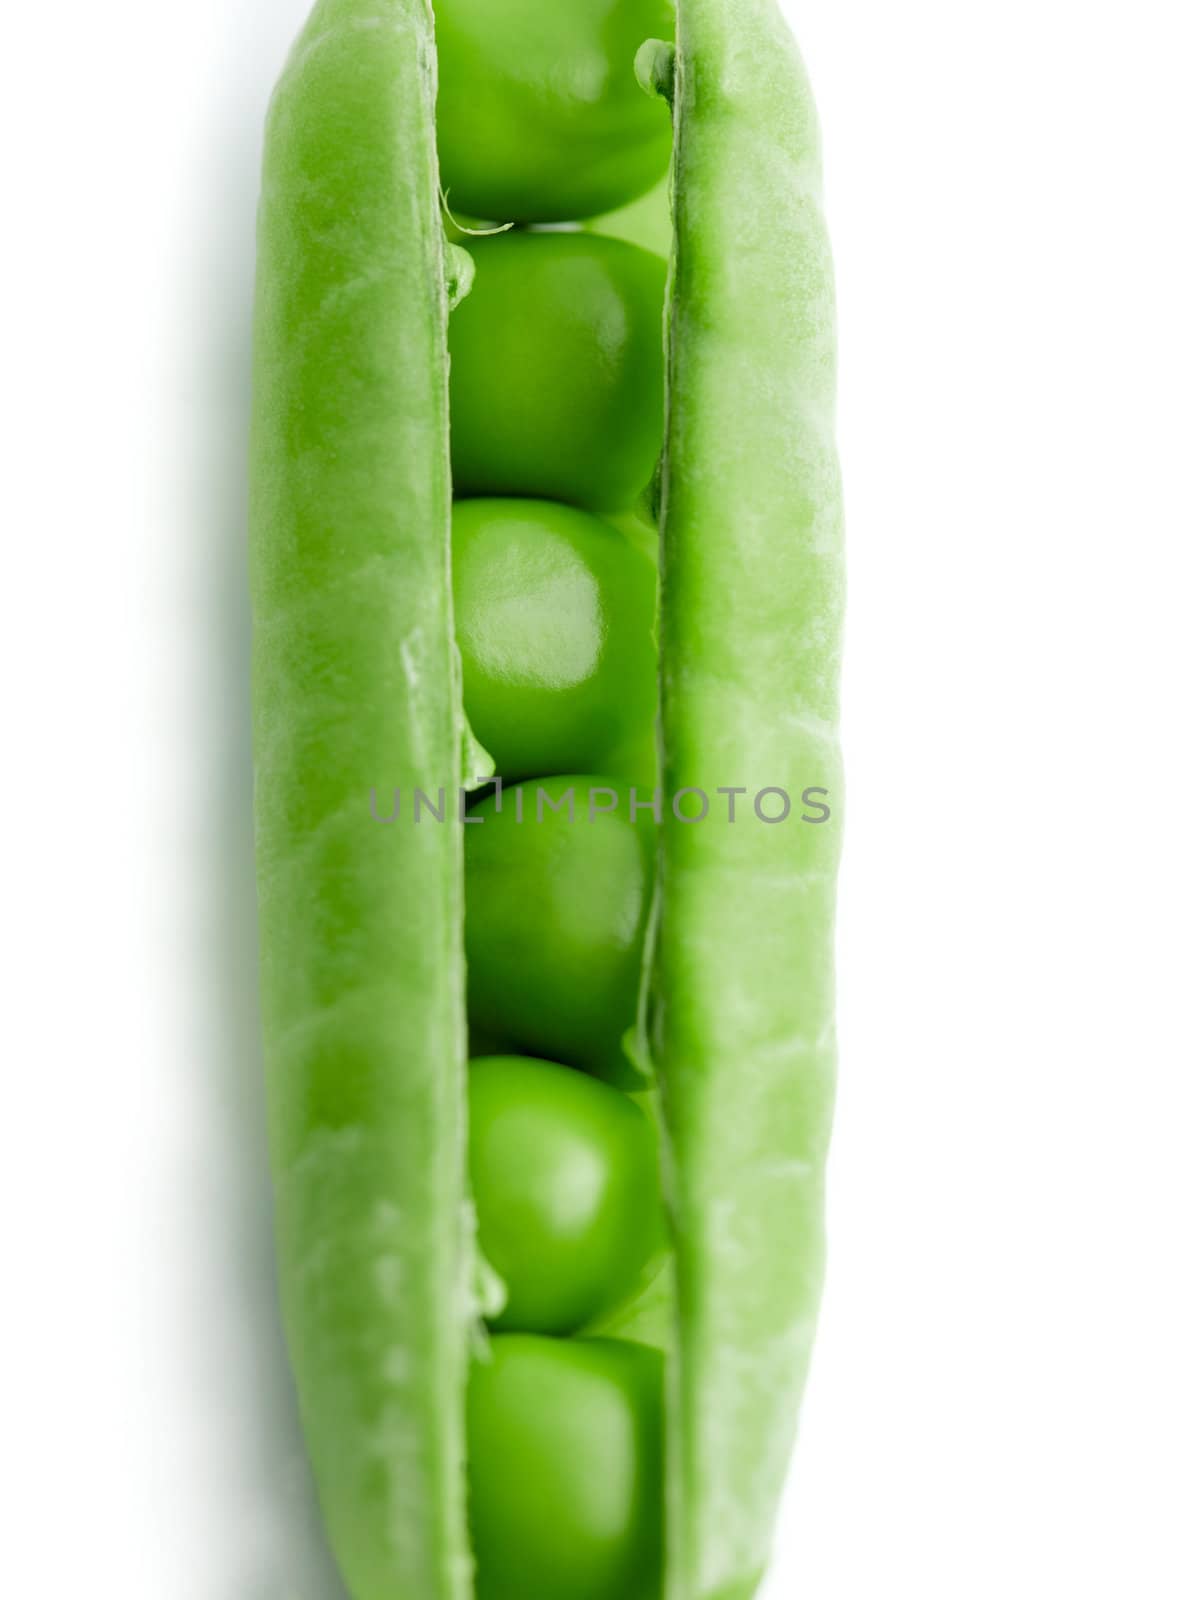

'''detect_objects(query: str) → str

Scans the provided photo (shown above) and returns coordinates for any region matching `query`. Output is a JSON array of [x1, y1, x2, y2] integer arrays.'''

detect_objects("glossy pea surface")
[[468, 1335, 664, 1600], [469, 1055, 663, 1334], [448, 233, 666, 513], [434, 0, 675, 224], [465, 775, 655, 1085], [452, 498, 657, 783]]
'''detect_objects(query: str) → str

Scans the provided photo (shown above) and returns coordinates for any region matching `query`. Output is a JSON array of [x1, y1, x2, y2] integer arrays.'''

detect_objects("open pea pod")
[[250, 3, 842, 1599]]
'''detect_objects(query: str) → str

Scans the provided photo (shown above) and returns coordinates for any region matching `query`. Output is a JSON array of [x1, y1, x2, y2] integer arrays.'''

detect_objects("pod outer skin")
[[651, 4, 845, 1598], [250, 3, 472, 1599]]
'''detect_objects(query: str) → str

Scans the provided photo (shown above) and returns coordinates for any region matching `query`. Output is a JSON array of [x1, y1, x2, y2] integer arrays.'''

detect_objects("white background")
[[4, 1, 1189, 1595]]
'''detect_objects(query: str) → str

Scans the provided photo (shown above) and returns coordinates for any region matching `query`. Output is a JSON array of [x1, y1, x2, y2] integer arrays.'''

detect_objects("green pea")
[[468, 1336, 664, 1600], [452, 499, 658, 784], [434, 0, 676, 224], [465, 776, 654, 1086], [448, 233, 666, 513], [469, 1056, 663, 1335]]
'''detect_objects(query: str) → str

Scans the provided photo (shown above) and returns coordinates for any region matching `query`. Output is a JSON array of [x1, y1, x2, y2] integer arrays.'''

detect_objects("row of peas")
[[434, 4, 680, 1596]]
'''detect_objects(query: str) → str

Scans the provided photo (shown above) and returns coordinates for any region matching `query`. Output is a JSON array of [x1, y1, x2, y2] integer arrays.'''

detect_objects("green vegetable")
[[464, 776, 655, 1088], [467, 1336, 665, 1600], [435, 0, 676, 223], [452, 499, 658, 784], [251, 3, 471, 1597], [642, 5, 845, 1594], [448, 232, 667, 512], [468, 1055, 664, 1335], [252, 3, 841, 1599]]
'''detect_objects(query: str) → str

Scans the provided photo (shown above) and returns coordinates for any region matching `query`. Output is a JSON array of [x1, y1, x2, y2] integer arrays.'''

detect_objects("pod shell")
[[650, 3, 845, 1596], [250, 3, 471, 1597]]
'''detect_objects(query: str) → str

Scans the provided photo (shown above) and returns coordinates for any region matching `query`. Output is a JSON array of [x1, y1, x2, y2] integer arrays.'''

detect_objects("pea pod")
[[250, 4, 841, 1599], [643, 7, 845, 1596], [251, 5, 472, 1596]]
